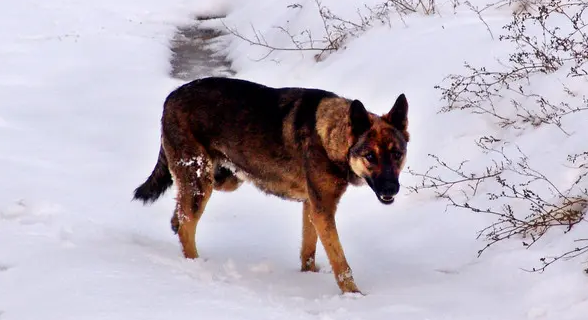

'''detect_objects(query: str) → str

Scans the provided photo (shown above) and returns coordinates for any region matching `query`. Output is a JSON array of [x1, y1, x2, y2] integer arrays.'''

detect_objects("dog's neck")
[[315, 97, 354, 163]]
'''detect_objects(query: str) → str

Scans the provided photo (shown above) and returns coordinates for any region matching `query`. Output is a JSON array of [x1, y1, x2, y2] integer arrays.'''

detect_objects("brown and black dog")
[[133, 77, 409, 294]]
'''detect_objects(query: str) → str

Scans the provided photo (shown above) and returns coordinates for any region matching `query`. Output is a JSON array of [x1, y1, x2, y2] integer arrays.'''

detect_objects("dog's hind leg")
[[300, 201, 319, 272], [163, 137, 214, 259]]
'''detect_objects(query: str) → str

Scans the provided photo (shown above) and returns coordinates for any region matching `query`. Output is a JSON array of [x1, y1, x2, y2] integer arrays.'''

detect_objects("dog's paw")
[[301, 258, 320, 272], [301, 264, 321, 273]]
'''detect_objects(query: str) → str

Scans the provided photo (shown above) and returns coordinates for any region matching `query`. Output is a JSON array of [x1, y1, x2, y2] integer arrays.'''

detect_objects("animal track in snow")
[[0, 199, 62, 225]]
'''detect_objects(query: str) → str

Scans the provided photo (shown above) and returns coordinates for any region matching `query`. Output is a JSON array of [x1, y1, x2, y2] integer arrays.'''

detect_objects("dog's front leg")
[[306, 189, 360, 294]]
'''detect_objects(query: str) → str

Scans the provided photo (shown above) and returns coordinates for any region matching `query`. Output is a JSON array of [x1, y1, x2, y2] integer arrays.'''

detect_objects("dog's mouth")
[[378, 195, 395, 205], [365, 178, 397, 205]]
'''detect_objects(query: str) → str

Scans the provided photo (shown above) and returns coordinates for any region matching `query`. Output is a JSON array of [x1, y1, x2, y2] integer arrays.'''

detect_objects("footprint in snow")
[[0, 199, 61, 224], [0, 200, 27, 220], [434, 268, 460, 275], [248, 262, 273, 273]]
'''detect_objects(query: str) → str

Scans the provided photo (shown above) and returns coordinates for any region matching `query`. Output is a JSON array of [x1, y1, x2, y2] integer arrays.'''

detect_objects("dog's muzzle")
[[366, 177, 399, 205]]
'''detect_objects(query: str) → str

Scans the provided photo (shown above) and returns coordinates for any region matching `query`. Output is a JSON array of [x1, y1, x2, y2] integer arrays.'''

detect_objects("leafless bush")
[[409, 139, 588, 271], [412, 0, 588, 271], [435, 0, 588, 131], [378, 0, 439, 15], [223, 0, 439, 61]]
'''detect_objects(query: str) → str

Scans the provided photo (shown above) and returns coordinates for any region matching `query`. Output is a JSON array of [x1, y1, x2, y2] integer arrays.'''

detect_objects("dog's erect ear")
[[349, 99, 371, 137], [383, 94, 408, 132]]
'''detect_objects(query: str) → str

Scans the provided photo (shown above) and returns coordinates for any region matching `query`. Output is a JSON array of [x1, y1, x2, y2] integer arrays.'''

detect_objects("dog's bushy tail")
[[133, 144, 173, 204]]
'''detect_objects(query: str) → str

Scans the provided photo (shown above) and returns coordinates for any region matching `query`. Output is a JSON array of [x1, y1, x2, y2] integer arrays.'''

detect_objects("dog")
[[133, 77, 409, 294]]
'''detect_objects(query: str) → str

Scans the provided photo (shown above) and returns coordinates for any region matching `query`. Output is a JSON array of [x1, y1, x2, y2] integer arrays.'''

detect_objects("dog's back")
[[160, 77, 342, 200], [164, 77, 335, 144]]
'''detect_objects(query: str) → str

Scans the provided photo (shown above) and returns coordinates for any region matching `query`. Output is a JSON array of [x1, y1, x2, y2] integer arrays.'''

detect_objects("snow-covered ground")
[[1, 0, 587, 319]]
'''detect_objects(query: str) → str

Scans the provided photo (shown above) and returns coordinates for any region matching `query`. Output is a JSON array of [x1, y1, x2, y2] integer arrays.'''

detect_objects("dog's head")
[[347, 94, 409, 205]]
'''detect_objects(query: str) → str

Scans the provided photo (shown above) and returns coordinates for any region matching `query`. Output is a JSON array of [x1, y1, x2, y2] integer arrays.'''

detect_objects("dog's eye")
[[364, 152, 377, 163], [392, 151, 403, 160]]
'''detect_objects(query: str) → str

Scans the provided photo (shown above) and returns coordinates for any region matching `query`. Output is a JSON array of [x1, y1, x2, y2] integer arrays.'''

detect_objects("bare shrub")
[[412, 0, 588, 270], [380, 0, 439, 15], [223, 0, 439, 62], [409, 141, 587, 265], [435, 0, 588, 131]]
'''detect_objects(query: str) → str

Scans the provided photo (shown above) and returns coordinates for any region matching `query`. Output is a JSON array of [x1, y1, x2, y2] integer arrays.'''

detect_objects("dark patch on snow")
[[194, 14, 226, 21], [169, 15, 235, 81]]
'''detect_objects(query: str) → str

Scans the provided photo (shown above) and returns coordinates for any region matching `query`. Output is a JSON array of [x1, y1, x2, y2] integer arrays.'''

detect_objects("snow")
[[1, 0, 587, 319], [177, 155, 208, 178]]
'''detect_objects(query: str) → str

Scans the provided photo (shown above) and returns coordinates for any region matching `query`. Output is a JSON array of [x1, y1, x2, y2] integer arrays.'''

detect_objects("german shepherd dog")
[[133, 77, 409, 294]]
